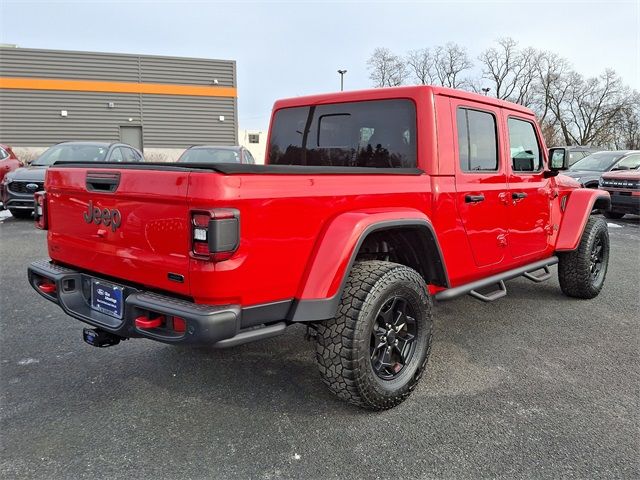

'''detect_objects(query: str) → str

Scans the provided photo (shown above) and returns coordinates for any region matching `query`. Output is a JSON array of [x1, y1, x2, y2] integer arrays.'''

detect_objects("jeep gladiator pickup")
[[29, 86, 611, 410]]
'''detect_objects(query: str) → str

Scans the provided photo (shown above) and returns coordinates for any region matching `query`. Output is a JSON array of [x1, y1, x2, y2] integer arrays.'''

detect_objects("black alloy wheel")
[[370, 296, 417, 380], [589, 235, 605, 283]]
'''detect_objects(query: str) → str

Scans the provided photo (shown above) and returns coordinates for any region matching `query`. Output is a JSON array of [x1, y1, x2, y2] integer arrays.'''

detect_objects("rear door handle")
[[465, 194, 485, 203], [512, 192, 528, 200]]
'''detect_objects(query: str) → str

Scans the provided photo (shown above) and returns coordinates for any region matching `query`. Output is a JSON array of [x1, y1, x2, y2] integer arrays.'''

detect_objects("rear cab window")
[[268, 99, 417, 168]]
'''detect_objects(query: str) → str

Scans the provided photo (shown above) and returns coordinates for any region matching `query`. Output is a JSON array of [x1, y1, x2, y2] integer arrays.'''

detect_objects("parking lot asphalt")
[[1, 212, 638, 479]]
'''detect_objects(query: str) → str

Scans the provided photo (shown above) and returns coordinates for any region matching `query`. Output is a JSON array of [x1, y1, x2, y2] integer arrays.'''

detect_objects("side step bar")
[[435, 257, 558, 303]]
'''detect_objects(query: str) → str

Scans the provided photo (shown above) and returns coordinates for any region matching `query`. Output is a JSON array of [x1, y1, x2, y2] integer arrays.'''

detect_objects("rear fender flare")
[[289, 209, 448, 322], [555, 188, 610, 251]]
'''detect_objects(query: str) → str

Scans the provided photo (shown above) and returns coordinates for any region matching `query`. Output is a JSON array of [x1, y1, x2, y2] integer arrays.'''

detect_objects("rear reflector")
[[172, 316, 186, 333]]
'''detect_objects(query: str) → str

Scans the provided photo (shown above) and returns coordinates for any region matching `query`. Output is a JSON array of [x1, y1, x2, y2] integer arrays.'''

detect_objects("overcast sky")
[[1, 0, 638, 130]]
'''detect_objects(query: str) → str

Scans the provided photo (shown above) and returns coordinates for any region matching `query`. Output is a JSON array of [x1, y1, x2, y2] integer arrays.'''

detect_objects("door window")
[[121, 148, 140, 162], [244, 150, 256, 164], [507, 118, 542, 172], [615, 154, 640, 170], [109, 148, 124, 163], [456, 108, 499, 172]]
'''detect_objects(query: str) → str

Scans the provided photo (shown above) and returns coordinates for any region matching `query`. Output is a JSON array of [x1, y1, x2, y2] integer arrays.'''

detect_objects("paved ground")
[[1, 212, 638, 479]]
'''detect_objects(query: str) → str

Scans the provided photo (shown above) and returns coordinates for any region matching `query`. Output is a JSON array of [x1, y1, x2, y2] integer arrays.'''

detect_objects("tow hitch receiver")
[[83, 328, 121, 348]]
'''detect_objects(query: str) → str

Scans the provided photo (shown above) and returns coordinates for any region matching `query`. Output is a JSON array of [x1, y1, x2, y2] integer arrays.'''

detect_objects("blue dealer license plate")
[[91, 280, 124, 319]]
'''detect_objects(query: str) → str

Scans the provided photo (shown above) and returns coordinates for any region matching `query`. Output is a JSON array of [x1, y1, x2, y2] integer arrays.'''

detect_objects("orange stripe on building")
[[0, 77, 237, 98]]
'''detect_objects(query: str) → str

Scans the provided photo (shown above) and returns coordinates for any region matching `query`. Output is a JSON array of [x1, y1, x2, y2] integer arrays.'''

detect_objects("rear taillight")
[[34, 191, 47, 230], [190, 208, 240, 261]]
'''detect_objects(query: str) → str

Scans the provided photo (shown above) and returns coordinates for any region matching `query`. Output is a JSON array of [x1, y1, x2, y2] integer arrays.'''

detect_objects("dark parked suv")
[[562, 150, 640, 188], [2, 141, 142, 218], [549, 146, 602, 167], [599, 170, 640, 219]]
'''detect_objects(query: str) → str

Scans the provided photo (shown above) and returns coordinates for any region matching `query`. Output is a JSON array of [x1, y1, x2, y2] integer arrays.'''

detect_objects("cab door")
[[503, 114, 552, 259], [453, 101, 509, 268]]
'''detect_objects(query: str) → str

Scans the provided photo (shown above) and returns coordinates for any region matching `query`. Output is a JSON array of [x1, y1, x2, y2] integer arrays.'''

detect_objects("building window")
[[248, 133, 260, 144]]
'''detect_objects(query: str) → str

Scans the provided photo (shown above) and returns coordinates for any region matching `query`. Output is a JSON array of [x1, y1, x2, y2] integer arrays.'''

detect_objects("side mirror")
[[548, 148, 569, 170]]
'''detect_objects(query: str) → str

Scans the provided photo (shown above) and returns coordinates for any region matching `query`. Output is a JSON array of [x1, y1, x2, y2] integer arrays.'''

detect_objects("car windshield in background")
[[32, 144, 108, 166], [268, 99, 417, 168], [569, 152, 622, 172], [178, 148, 240, 163]]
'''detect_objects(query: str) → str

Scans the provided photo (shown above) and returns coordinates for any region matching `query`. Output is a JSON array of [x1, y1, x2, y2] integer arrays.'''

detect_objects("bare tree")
[[566, 70, 628, 145], [367, 47, 409, 87], [406, 48, 437, 85], [531, 51, 573, 145], [478, 38, 538, 106], [613, 91, 640, 149], [433, 43, 473, 89], [365, 40, 639, 149]]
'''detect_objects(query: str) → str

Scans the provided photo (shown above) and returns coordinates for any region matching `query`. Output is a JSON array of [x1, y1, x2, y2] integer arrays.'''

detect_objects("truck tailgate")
[[46, 166, 192, 296]]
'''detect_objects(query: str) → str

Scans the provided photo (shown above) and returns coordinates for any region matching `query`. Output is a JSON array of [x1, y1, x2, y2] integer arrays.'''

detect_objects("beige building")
[[238, 128, 267, 164], [0, 46, 238, 162]]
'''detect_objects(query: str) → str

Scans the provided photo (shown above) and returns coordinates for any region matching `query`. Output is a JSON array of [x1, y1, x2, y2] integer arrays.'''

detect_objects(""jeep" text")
[[83, 200, 122, 232]]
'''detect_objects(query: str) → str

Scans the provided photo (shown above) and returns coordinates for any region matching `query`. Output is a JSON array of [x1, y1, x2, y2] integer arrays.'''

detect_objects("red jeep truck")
[[28, 86, 611, 410]]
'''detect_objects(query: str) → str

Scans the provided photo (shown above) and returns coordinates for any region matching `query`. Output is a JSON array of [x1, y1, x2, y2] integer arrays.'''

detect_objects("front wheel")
[[558, 217, 609, 299], [315, 261, 432, 410]]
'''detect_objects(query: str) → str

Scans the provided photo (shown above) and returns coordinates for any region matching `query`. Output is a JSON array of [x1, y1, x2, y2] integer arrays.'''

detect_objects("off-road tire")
[[558, 217, 609, 299], [315, 261, 432, 410], [9, 209, 32, 219], [603, 211, 624, 219]]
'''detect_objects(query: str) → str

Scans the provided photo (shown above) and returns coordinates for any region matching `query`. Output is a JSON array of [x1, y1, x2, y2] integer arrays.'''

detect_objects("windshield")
[[569, 152, 622, 172], [178, 148, 240, 163], [33, 144, 108, 166], [268, 99, 417, 168]]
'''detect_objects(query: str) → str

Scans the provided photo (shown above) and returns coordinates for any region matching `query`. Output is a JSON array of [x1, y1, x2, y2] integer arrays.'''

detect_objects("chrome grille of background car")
[[8, 182, 44, 194], [601, 178, 639, 189]]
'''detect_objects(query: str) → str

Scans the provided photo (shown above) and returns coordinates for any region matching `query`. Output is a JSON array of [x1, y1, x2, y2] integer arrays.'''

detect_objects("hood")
[[556, 173, 581, 189], [601, 169, 640, 180], [5, 165, 47, 183]]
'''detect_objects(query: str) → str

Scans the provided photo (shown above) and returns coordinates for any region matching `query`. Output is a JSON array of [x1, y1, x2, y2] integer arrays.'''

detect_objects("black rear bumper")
[[28, 260, 240, 345]]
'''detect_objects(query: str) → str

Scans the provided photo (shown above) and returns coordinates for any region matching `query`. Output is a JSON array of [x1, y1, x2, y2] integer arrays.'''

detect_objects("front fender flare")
[[555, 188, 610, 251], [289, 209, 448, 322]]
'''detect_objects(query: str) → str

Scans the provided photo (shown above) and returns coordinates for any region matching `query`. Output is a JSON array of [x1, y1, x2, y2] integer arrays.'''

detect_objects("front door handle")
[[512, 192, 528, 200], [465, 194, 485, 203]]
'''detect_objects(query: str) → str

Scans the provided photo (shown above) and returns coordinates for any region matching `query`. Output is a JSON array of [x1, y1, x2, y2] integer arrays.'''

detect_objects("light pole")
[[481, 87, 491, 96], [337, 69, 347, 91]]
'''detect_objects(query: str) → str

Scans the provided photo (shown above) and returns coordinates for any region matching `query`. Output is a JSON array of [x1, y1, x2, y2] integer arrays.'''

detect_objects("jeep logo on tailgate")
[[83, 200, 122, 232]]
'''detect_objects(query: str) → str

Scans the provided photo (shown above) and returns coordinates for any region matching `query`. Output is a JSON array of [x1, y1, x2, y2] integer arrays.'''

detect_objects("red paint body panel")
[[46, 168, 192, 296], [42, 86, 592, 311], [298, 208, 432, 300], [555, 189, 610, 251]]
